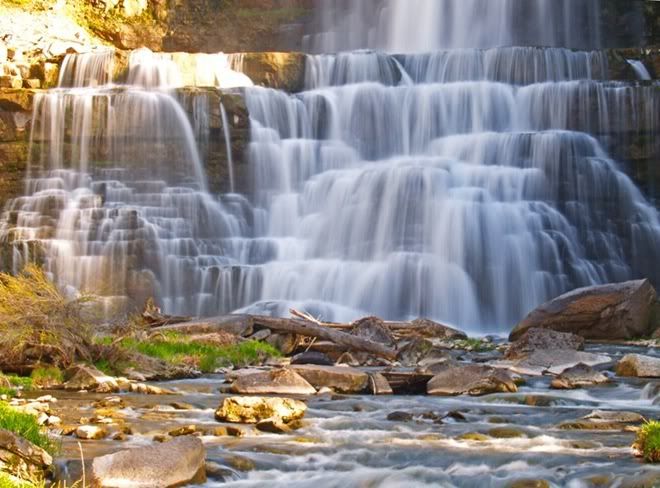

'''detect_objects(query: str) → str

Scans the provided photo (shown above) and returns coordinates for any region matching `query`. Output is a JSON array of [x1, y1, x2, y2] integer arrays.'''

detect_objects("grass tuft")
[[635, 420, 660, 463], [0, 402, 53, 453], [115, 334, 281, 373], [30, 366, 63, 387]]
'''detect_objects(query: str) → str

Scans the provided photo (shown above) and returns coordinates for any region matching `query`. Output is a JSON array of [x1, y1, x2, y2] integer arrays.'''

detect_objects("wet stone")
[[387, 411, 414, 422]]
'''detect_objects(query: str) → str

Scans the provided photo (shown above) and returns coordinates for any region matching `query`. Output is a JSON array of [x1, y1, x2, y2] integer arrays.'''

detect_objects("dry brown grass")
[[0, 264, 94, 372]]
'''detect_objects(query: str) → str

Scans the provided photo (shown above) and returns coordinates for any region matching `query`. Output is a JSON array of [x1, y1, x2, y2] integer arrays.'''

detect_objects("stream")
[[48, 344, 660, 488]]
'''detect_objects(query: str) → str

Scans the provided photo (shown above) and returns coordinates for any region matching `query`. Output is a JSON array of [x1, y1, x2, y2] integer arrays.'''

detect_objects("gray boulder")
[[91, 437, 205, 487], [427, 365, 518, 396], [510, 280, 657, 341]]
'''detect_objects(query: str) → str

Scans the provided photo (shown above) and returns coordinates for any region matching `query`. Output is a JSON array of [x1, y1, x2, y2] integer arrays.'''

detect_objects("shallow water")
[[50, 344, 660, 488]]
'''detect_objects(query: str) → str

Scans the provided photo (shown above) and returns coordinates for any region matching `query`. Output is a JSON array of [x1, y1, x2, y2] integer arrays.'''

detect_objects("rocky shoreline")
[[1, 279, 659, 486]]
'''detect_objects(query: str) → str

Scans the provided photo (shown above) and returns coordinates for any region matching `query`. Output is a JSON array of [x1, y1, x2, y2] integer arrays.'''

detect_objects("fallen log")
[[251, 315, 398, 361], [153, 314, 254, 337]]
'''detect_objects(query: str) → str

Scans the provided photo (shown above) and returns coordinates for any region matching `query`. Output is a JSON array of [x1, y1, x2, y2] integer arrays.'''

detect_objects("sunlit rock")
[[91, 436, 206, 487], [510, 280, 658, 341], [616, 354, 660, 378], [215, 396, 307, 425]]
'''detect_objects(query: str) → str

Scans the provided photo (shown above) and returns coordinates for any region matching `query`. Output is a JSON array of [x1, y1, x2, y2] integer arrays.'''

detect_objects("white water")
[[1, 3, 660, 332], [627, 59, 652, 80], [305, 0, 603, 53]]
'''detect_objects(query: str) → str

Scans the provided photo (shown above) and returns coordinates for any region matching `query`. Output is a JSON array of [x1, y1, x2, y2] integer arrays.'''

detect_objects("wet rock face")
[[215, 396, 307, 424], [510, 280, 658, 341], [550, 363, 610, 389], [91, 436, 206, 488], [616, 353, 660, 378], [426, 364, 518, 396], [506, 328, 585, 360]]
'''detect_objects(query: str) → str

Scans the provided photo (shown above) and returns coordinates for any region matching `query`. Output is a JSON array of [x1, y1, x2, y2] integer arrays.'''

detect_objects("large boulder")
[[230, 368, 316, 395], [215, 396, 306, 425], [427, 365, 518, 396], [615, 354, 660, 378], [289, 365, 369, 393], [510, 280, 657, 341], [506, 328, 584, 359], [63, 364, 119, 393], [0, 428, 52, 473], [91, 437, 205, 487]]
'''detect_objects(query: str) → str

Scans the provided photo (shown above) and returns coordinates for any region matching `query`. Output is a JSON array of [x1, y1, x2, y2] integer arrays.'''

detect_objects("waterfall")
[[304, 0, 603, 53], [1, 1, 659, 333], [0, 51, 251, 317], [627, 59, 652, 81]]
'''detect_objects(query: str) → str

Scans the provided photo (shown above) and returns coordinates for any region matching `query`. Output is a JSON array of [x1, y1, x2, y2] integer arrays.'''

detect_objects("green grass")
[[0, 402, 53, 453], [0, 387, 16, 398], [0, 472, 38, 488], [451, 338, 496, 352], [5, 375, 33, 390], [116, 334, 281, 373], [30, 366, 62, 387], [635, 420, 660, 463]]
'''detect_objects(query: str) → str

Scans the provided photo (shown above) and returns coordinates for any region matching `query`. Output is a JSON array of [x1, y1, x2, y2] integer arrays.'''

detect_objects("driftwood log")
[[153, 313, 397, 360], [250, 315, 398, 360]]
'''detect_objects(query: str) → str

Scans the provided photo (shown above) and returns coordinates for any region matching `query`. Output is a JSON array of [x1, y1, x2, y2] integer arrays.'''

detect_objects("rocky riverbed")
[[11, 342, 655, 487]]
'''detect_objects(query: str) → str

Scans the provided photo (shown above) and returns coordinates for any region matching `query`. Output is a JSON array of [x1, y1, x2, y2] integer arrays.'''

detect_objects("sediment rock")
[[289, 364, 370, 393], [91, 436, 206, 487], [559, 410, 645, 430], [510, 280, 658, 341], [238, 52, 306, 93], [506, 328, 585, 359], [0, 428, 52, 472], [350, 316, 397, 347], [64, 364, 119, 393], [230, 368, 317, 395], [427, 364, 518, 396], [551, 363, 609, 389], [616, 353, 660, 378], [215, 396, 306, 425]]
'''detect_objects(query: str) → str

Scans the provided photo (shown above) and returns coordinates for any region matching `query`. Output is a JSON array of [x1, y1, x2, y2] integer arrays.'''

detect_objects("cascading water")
[[304, 0, 604, 53], [1, 1, 659, 334], [0, 49, 253, 317]]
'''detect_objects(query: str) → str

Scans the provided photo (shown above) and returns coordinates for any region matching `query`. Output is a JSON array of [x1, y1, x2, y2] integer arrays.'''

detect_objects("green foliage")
[[0, 402, 53, 454], [0, 387, 16, 399], [117, 334, 280, 373], [29, 366, 63, 387], [635, 420, 660, 463], [6, 375, 33, 390], [0, 471, 38, 488], [451, 338, 496, 352]]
